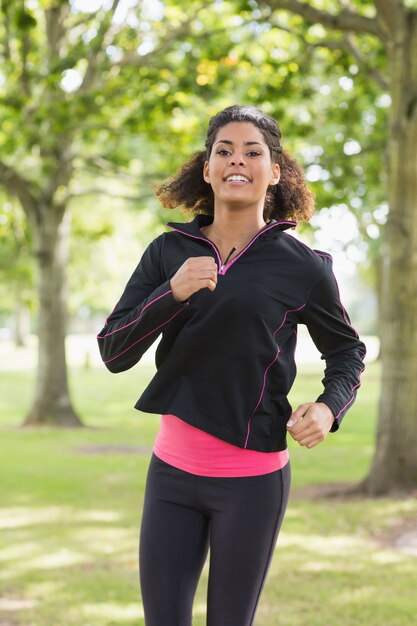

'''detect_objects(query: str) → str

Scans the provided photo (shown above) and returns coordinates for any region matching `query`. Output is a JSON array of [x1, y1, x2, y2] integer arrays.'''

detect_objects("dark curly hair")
[[156, 104, 315, 222]]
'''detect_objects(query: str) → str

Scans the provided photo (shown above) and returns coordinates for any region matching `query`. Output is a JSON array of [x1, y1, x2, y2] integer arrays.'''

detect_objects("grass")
[[1, 356, 417, 626]]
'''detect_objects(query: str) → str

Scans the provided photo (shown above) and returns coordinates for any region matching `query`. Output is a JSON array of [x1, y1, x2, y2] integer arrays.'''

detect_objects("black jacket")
[[97, 213, 366, 452]]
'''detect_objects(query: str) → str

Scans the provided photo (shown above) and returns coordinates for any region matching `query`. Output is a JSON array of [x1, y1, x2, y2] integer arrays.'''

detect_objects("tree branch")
[[79, 0, 123, 93], [318, 140, 387, 166], [0, 161, 41, 226], [69, 188, 155, 204], [263, 0, 383, 38], [343, 33, 389, 90], [267, 14, 390, 90], [373, 0, 404, 38], [41, 138, 74, 208], [2, 1, 11, 60], [80, 156, 139, 182], [20, 32, 31, 97], [45, 3, 70, 67], [117, 2, 243, 70], [119, 15, 197, 68]]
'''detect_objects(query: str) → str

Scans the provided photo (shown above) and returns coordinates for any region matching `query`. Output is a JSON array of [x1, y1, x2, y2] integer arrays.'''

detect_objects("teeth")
[[226, 175, 250, 182]]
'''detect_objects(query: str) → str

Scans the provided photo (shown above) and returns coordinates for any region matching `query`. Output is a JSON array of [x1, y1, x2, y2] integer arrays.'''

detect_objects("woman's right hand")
[[170, 256, 218, 302]]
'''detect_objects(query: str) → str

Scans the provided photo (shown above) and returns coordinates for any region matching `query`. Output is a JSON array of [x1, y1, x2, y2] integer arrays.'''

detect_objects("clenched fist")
[[286, 402, 335, 449], [170, 256, 218, 303]]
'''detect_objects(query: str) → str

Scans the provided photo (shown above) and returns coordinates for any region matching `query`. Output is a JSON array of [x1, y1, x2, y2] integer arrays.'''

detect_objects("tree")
[[0, 0, 220, 426], [0, 0, 260, 426], [4, 0, 414, 493], [0, 196, 34, 346], [255, 0, 417, 495]]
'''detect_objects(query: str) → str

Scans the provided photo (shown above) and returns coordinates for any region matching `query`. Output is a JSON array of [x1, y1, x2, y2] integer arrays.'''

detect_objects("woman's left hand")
[[286, 402, 335, 449]]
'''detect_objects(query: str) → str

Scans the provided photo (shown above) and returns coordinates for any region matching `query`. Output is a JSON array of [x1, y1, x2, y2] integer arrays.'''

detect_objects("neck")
[[206, 208, 267, 244]]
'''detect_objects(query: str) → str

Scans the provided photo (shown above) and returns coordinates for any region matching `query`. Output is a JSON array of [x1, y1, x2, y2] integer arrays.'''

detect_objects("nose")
[[229, 155, 245, 166]]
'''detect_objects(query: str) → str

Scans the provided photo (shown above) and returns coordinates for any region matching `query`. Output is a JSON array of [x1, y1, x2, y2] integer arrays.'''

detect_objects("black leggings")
[[139, 453, 291, 626]]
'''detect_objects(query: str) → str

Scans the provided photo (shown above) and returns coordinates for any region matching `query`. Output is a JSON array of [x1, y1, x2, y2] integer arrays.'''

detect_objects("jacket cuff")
[[159, 279, 190, 309], [167, 280, 190, 306], [315, 394, 340, 432]]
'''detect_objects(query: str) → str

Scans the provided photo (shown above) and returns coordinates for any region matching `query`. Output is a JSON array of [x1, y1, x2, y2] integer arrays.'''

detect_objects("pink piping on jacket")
[[313, 251, 352, 327], [333, 371, 365, 419], [97, 289, 173, 340], [244, 302, 307, 448], [282, 233, 366, 420], [167, 221, 296, 275], [309, 250, 366, 418], [168, 227, 223, 268], [315, 253, 366, 419], [219, 222, 296, 274], [200, 221, 296, 274], [282, 234, 354, 330], [102, 308, 187, 365]]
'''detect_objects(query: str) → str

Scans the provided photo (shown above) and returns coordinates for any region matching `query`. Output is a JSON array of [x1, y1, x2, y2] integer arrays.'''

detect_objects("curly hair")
[[156, 105, 315, 222]]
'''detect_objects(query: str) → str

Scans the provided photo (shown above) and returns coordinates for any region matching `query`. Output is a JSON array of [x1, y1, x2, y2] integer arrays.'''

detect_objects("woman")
[[97, 104, 366, 625]]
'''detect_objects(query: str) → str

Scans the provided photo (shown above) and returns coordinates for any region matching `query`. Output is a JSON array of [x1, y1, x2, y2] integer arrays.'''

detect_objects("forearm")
[[316, 344, 366, 430], [97, 280, 189, 372]]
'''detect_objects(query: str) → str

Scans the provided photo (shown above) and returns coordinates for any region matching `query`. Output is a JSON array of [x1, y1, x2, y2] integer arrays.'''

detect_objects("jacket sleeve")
[[297, 257, 366, 432], [97, 236, 190, 373]]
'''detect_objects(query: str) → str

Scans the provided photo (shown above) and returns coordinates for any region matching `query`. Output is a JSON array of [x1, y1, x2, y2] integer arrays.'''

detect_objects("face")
[[203, 122, 280, 209]]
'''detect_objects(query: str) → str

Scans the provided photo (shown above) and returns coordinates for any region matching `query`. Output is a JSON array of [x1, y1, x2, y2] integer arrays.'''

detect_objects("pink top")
[[153, 413, 289, 477]]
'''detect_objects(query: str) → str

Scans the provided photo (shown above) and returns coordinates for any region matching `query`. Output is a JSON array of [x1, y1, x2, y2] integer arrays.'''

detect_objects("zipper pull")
[[221, 246, 237, 271]]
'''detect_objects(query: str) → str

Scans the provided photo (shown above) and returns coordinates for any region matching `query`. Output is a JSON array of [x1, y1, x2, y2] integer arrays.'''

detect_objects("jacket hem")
[[134, 402, 288, 453]]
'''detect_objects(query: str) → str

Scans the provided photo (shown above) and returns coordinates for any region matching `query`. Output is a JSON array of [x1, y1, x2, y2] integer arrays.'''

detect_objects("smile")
[[224, 175, 251, 183]]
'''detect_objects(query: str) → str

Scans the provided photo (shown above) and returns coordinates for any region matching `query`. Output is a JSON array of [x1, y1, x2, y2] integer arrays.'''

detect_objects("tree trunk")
[[373, 254, 383, 362], [14, 292, 30, 348], [363, 14, 417, 494], [24, 207, 82, 427]]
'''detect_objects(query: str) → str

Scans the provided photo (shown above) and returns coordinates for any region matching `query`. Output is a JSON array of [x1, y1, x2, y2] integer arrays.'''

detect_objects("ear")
[[203, 160, 210, 184], [269, 163, 280, 186]]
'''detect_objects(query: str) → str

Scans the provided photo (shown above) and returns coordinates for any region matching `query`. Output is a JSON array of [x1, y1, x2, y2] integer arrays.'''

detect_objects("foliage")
[[0, 194, 35, 317], [1, 0, 395, 427], [0, 0, 386, 320]]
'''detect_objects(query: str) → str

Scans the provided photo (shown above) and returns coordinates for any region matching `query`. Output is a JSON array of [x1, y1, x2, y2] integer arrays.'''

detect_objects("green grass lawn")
[[1, 359, 416, 626]]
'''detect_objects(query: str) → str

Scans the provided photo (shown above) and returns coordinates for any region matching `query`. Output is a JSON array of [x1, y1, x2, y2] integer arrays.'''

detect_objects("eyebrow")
[[214, 139, 265, 147]]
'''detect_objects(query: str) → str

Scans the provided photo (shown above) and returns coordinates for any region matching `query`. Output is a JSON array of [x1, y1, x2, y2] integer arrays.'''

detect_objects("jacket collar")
[[165, 213, 297, 237]]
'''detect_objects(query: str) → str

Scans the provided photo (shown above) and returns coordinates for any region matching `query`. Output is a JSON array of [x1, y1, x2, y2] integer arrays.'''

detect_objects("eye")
[[248, 151, 261, 157], [216, 149, 230, 156]]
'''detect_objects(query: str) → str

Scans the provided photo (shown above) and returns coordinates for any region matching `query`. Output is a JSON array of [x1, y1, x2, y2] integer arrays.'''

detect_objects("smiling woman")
[[157, 105, 314, 224], [202, 123, 280, 220], [97, 104, 366, 626]]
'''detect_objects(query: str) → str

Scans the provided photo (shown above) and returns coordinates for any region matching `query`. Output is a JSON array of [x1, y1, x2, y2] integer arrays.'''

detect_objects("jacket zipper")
[[221, 247, 237, 272], [167, 221, 295, 275]]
